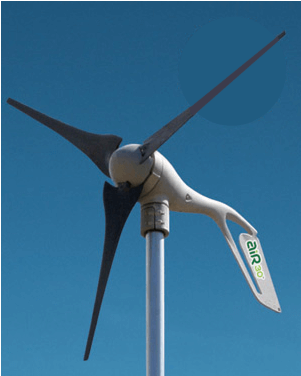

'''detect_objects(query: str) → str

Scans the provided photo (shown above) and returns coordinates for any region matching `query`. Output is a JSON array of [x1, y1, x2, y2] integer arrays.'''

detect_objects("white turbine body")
[[139, 149, 280, 313], [7, 29, 285, 376]]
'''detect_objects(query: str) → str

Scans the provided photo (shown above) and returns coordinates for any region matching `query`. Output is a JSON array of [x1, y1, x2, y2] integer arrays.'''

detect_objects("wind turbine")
[[7, 30, 285, 376]]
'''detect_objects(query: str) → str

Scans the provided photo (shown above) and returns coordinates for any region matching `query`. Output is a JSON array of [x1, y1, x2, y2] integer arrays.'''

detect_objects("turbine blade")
[[140, 31, 286, 162], [7, 98, 122, 177], [84, 181, 143, 361]]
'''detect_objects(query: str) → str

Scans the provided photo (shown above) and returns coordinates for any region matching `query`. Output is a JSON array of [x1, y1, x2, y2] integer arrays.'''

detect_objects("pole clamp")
[[141, 202, 170, 238]]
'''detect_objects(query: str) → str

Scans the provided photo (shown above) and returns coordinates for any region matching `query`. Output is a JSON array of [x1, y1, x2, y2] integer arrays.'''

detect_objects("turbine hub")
[[109, 144, 153, 187]]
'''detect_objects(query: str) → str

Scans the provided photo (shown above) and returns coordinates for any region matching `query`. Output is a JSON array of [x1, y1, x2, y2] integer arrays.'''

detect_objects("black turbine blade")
[[84, 181, 143, 361], [7, 98, 122, 177], [140, 31, 286, 162]]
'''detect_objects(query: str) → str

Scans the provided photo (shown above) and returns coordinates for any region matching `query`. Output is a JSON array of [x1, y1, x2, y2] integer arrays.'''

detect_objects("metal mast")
[[142, 203, 169, 376]]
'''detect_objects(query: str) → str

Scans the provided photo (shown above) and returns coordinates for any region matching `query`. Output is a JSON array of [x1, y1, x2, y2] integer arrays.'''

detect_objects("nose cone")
[[109, 144, 153, 187]]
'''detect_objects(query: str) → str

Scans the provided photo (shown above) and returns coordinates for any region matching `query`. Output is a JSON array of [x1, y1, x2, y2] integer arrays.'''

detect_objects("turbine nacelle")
[[109, 144, 153, 188], [140, 149, 254, 233]]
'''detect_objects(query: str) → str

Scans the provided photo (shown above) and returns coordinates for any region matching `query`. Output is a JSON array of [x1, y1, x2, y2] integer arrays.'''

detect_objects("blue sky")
[[2, 2, 301, 376]]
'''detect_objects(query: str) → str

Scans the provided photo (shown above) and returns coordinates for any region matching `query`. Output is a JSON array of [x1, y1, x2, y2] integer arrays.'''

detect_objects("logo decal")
[[246, 240, 265, 279]]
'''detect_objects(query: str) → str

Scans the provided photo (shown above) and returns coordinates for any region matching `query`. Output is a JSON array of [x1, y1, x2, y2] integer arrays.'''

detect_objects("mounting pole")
[[141, 202, 170, 376]]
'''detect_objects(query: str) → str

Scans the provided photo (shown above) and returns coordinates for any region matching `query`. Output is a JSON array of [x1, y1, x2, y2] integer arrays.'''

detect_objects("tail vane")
[[239, 233, 281, 312]]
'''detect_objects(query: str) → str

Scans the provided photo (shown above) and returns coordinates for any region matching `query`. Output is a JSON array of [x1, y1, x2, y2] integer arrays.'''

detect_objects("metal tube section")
[[146, 230, 165, 376]]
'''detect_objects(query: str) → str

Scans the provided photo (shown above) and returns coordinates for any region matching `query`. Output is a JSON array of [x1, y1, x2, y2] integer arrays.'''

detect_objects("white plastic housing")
[[109, 144, 153, 187], [139, 151, 256, 233], [139, 151, 280, 312]]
